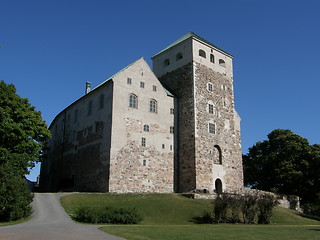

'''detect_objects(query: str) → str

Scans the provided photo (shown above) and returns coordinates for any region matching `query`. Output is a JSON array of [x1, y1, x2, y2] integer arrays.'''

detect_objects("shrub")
[[257, 194, 277, 224], [0, 165, 33, 221], [213, 195, 229, 223], [241, 194, 258, 224], [73, 206, 142, 224]]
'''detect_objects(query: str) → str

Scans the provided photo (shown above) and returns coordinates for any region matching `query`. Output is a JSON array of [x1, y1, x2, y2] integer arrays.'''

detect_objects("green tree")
[[0, 80, 50, 221], [243, 129, 320, 203]]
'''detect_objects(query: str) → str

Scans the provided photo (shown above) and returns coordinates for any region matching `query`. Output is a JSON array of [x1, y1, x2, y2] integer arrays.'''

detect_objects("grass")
[[0, 216, 31, 227], [100, 225, 320, 240], [61, 193, 320, 240], [61, 193, 212, 225]]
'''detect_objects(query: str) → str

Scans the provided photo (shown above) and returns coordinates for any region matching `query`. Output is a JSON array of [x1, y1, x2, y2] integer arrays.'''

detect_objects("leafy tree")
[[0, 80, 50, 221], [243, 129, 320, 203]]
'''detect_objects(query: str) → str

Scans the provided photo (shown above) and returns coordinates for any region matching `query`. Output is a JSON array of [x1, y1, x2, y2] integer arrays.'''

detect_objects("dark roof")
[[152, 32, 233, 58]]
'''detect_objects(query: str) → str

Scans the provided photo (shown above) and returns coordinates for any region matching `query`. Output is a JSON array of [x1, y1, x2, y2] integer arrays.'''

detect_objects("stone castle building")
[[40, 32, 243, 194]]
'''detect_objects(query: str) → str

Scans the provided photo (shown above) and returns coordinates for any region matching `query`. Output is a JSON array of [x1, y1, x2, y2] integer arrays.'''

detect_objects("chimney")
[[85, 81, 91, 94]]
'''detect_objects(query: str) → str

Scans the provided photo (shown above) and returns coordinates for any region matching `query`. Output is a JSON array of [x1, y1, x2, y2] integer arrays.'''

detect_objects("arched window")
[[199, 49, 206, 58], [150, 99, 157, 113], [143, 124, 149, 132], [129, 94, 138, 109], [176, 52, 183, 61], [210, 54, 215, 63], [219, 59, 226, 67], [215, 179, 223, 195], [214, 145, 222, 164], [163, 59, 170, 67]]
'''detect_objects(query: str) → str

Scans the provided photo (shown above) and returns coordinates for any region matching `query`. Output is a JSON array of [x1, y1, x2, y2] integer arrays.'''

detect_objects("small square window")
[[143, 124, 149, 132], [140, 82, 145, 88], [209, 123, 216, 134], [141, 137, 146, 147], [152, 85, 157, 91], [127, 78, 132, 84]]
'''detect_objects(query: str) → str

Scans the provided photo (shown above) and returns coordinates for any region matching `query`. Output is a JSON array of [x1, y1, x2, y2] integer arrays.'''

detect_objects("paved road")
[[0, 193, 125, 240]]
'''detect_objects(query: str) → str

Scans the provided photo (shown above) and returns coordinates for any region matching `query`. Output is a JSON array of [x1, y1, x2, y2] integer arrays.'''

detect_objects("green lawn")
[[61, 193, 320, 240], [100, 225, 320, 240]]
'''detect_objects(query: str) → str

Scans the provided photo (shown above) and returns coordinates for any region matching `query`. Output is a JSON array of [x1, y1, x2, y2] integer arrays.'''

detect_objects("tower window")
[[208, 83, 213, 92], [140, 81, 145, 88], [143, 160, 147, 166], [170, 108, 174, 114], [210, 54, 215, 63], [127, 77, 132, 84], [143, 124, 149, 132], [129, 94, 138, 109], [152, 85, 157, 92], [163, 59, 170, 67], [208, 104, 214, 114], [219, 59, 226, 67], [199, 49, 206, 58], [162, 144, 165, 149], [141, 137, 146, 147], [176, 52, 183, 61], [214, 145, 222, 165], [209, 123, 216, 134], [150, 99, 157, 113], [170, 126, 174, 134]]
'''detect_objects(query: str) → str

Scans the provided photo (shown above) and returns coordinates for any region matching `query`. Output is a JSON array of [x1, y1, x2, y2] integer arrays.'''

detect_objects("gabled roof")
[[152, 32, 233, 58]]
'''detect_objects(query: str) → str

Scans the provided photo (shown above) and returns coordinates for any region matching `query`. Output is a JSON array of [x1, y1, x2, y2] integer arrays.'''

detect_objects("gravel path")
[[0, 193, 125, 240]]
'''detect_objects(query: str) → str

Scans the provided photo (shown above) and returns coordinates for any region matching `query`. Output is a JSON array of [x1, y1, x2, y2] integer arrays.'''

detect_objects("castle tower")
[[152, 32, 243, 193]]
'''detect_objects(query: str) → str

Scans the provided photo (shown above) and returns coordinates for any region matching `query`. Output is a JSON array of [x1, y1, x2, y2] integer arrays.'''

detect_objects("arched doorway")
[[215, 178, 223, 195]]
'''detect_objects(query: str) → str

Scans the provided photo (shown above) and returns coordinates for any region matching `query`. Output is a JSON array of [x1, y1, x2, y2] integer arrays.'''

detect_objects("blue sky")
[[1, 0, 320, 181]]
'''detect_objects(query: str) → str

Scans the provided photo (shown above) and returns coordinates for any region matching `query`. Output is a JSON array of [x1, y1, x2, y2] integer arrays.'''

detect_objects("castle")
[[40, 32, 243, 194]]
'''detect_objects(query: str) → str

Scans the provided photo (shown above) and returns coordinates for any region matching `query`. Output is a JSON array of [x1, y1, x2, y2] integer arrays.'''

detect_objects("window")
[[162, 144, 165, 149], [87, 101, 93, 116], [127, 77, 132, 84], [219, 59, 226, 67], [176, 52, 183, 61], [143, 124, 149, 132], [208, 104, 214, 114], [199, 49, 206, 58], [170, 126, 174, 134], [170, 145, 173, 150], [208, 83, 213, 92], [140, 81, 145, 88], [208, 123, 216, 134], [163, 59, 170, 67], [99, 94, 104, 109], [150, 99, 157, 113], [214, 145, 222, 164], [141, 137, 146, 147], [143, 160, 147, 166], [210, 54, 215, 63], [129, 94, 138, 108], [152, 85, 157, 92], [170, 108, 174, 114]]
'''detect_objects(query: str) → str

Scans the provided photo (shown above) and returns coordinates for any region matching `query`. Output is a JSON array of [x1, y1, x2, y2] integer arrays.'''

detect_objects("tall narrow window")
[[150, 99, 157, 113], [87, 101, 92, 116], [129, 94, 138, 108], [152, 85, 157, 92], [170, 108, 174, 114], [214, 145, 222, 164], [208, 104, 214, 114], [208, 123, 216, 134], [199, 49, 206, 58], [99, 94, 105, 109], [140, 81, 145, 88], [210, 54, 215, 63], [208, 83, 213, 92], [143, 124, 149, 132], [127, 77, 132, 84], [141, 137, 146, 147], [170, 126, 174, 134]]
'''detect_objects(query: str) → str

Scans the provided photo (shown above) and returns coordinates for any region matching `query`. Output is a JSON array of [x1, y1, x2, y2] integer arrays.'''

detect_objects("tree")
[[243, 129, 320, 203], [0, 80, 50, 221]]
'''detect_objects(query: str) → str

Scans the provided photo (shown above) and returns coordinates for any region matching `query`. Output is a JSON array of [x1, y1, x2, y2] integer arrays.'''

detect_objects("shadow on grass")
[[298, 213, 320, 222]]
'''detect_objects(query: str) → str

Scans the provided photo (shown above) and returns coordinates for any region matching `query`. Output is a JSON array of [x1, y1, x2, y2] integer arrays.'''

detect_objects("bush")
[[0, 165, 33, 221], [73, 206, 143, 224], [241, 194, 258, 224], [257, 194, 277, 224], [213, 195, 229, 223]]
